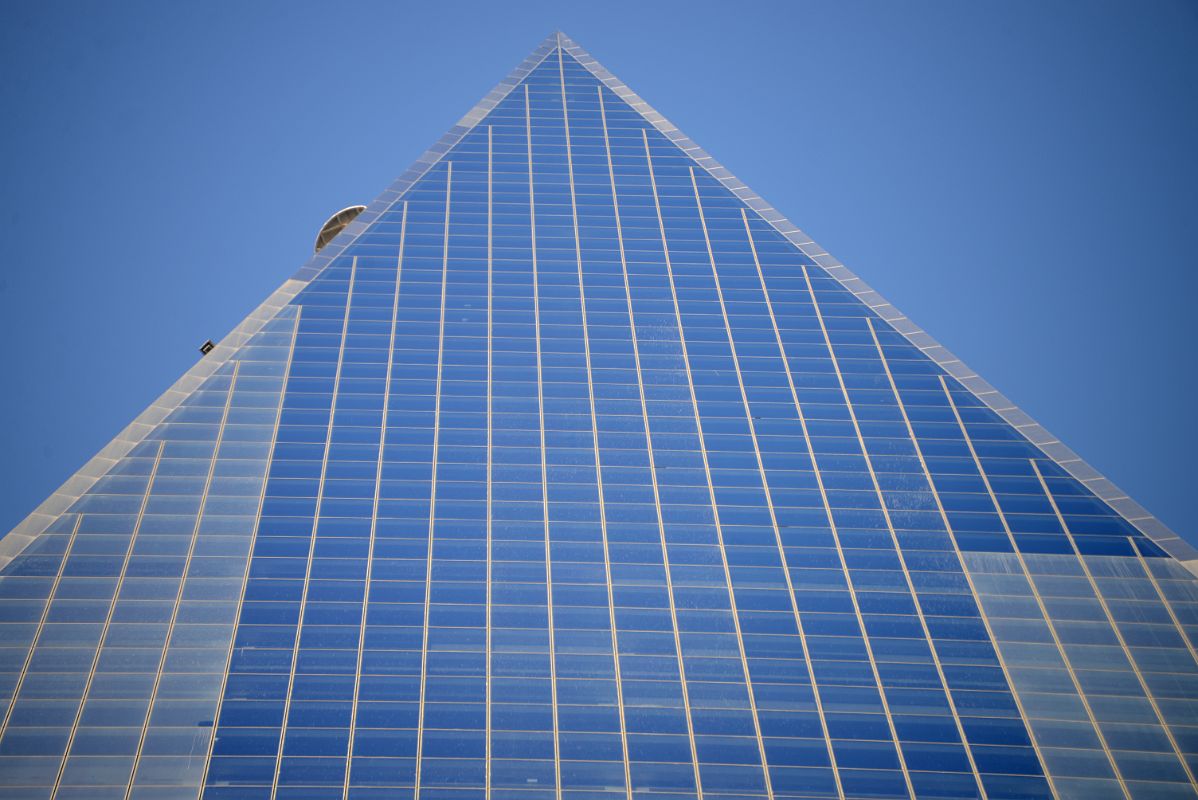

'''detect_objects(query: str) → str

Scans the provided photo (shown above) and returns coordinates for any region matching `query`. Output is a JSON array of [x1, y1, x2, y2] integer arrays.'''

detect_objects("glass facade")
[[2, 32, 1197, 800]]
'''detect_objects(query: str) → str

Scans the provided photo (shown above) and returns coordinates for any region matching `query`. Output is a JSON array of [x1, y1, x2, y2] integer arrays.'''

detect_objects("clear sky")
[[1, 1, 1195, 545]]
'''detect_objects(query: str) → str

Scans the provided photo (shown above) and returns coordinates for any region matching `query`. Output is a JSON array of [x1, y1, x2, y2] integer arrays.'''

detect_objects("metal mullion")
[[799, 265, 985, 797], [675, 168, 774, 799], [343, 203, 408, 798], [413, 163, 453, 800], [939, 375, 1132, 799], [1030, 459, 1198, 788], [50, 439, 165, 797], [559, 51, 633, 800], [0, 513, 83, 735], [527, 80, 563, 800], [864, 316, 1052, 796], [601, 91, 703, 800], [270, 257, 359, 800], [199, 307, 301, 790], [127, 362, 241, 799], [485, 125, 494, 800]]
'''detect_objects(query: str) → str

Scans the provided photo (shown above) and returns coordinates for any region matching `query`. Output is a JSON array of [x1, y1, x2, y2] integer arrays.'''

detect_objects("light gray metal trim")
[[557, 31, 1197, 574], [0, 32, 564, 570]]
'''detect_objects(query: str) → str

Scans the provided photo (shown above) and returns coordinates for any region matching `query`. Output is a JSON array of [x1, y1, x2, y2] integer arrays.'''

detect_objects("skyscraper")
[[1, 29, 1196, 800]]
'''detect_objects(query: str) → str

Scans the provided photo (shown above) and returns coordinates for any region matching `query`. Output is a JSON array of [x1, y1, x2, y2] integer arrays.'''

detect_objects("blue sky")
[[1, 1, 1195, 545]]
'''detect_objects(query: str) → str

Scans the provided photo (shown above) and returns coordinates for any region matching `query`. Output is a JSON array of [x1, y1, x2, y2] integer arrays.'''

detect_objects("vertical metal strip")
[[738, 208, 845, 798], [526, 80, 563, 800], [269, 257, 359, 800], [413, 161, 453, 800], [559, 51, 633, 800], [672, 167, 774, 799], [632, 125, 704, 800], [599, 90, 703, 799], [343, 202, 408, 797], [127, 362, 241, 799], [485, 124, 494, 800]]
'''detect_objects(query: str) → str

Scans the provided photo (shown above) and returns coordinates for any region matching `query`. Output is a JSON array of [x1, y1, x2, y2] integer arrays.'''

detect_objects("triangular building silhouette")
[[2, 31, 1197, 800]]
